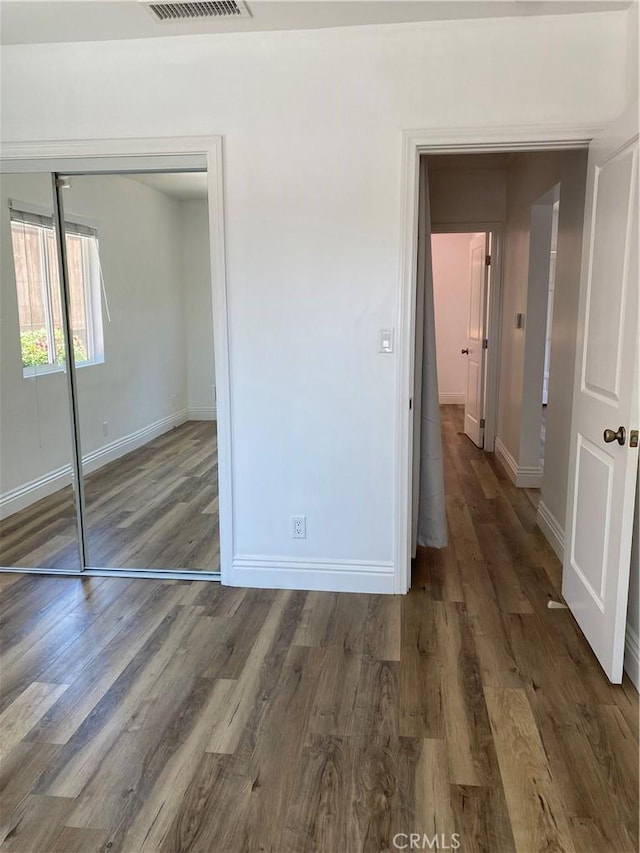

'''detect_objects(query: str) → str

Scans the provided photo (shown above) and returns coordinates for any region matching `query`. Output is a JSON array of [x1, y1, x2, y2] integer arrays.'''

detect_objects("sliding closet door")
[[60, 172, 220, 571], [0, 173, 82, 571]]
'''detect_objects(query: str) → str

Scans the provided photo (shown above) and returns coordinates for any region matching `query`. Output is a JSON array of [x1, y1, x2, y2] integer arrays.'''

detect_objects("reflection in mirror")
[[62, 171, 219, 571], [0, 172, 82, 570]]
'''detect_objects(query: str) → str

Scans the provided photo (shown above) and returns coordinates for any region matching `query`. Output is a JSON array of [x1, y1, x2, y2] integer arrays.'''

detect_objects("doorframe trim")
[[0, 135, 232, 584], [431, 221, 504, 454], [395, 123, 602, 594]]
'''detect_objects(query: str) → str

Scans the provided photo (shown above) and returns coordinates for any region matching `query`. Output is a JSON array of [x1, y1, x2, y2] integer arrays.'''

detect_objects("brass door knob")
[[603, 426, 626, 446]]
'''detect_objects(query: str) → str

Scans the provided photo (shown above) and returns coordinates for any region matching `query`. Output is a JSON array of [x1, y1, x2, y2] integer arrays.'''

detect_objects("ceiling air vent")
[[146, 1, 251, 21]]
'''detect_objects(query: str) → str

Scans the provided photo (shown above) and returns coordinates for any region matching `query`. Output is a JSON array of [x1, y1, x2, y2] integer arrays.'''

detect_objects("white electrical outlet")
[[291, 516, 306, 539], [102, 421, 108, 437]]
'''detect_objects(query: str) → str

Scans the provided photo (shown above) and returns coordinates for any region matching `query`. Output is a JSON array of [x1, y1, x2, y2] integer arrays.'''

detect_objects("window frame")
[[9, 201, 105, 379]]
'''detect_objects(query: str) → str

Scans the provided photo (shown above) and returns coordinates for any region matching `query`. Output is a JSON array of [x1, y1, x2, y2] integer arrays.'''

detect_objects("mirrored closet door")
[[0, 165, 220, 576], [0, 173, 82, 571], [60, 171, 219, 572]]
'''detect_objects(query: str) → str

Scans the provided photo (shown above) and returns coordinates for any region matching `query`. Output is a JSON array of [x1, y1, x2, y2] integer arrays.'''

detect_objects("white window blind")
[[9, 206, 98, 239]]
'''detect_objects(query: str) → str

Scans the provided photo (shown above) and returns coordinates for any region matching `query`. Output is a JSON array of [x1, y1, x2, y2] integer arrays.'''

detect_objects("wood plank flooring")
[[0, 406, 637, 852], [0, 421, 219, 572]]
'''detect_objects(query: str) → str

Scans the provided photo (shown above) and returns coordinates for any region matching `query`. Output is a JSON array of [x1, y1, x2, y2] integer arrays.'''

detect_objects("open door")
[[562, 107, 639, 683], [463, 233, 489, 448]]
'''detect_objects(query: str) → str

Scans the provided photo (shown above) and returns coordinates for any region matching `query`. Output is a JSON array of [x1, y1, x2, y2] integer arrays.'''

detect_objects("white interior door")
[[562, 108, 639, 683], [463, 233, 488, 447]]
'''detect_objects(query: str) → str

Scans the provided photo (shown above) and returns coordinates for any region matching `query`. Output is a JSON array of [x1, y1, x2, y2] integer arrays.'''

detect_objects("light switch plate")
[[379, 328, 394, 353]]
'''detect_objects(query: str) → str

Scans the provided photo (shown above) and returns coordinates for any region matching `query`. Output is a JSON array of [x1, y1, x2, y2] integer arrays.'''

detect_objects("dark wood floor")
[[0, 421, 219, 572], [0, 407, 637, 852]]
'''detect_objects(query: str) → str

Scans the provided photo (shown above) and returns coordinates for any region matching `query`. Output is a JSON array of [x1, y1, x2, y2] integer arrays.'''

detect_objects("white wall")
[[0, 11, 630, 587], [182, 198, 216, 420], [0, 173, 213, 516], [431, 232, 474, 404], [500, 151, 588, 518]]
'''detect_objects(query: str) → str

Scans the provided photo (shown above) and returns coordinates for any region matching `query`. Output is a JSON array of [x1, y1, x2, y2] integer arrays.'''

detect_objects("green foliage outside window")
[[21, 328, 87, 368]]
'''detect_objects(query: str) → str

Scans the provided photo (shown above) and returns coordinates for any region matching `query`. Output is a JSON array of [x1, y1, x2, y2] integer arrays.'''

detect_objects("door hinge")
[[482, 338, 488, 349], [409, 397, 412, 411], [480, 418, 486, 429], [485, 254, 491, 266]]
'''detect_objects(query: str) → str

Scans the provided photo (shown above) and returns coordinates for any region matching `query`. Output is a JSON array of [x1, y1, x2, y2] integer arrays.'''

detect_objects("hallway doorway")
[[432, 228, 496, 450]]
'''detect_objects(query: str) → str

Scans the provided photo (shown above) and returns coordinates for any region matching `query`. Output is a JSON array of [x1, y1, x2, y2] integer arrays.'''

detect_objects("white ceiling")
[[0, 0, 631, 46], [127, 171, 208, 199]]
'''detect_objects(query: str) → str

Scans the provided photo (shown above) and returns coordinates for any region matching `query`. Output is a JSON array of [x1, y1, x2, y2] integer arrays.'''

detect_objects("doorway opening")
[[431, 227, 498, 451], [408, 146, 588, 584], [400, 123, 638, 686]]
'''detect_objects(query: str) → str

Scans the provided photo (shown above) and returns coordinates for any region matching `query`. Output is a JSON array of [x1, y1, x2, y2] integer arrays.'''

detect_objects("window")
[[10, 206, 104, 377]]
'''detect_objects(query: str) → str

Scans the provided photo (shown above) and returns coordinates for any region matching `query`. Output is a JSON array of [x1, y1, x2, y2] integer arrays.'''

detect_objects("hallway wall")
[[429, 160, 507, 226], [500, 150, 588, 518]]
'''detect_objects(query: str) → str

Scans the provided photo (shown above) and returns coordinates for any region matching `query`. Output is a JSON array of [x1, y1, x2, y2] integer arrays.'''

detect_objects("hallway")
[[0, 407, 637, 852]]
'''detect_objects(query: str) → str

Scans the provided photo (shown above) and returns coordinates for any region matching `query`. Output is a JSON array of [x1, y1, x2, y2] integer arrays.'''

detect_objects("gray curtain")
[[413, 158, 447, 550]]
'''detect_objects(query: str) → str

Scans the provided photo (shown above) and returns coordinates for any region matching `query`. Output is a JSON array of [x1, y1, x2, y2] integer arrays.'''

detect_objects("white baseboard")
[[83, 410, 188, 475], [230, 556, 395, 593], [0, 409, 188, 520], [536, 500, 565, 561], [0, 465, 74, 521], [188, 405, 217, 421], [624, 625, 640, 691], [494, 437, 543, 488], [516, 467, 543, 488], [439, 393, 465, 405], [494, 437, 518, 483]]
